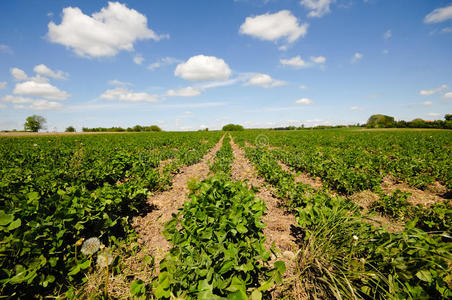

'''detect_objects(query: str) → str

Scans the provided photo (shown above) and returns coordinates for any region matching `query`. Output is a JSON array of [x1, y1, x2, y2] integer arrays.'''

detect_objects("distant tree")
[[222, 124, 244, 131], [24, 115, 46, 132], [65, 126, 76, 132], [445, 114, 452, 121], [148, 125, 162, 132], [366, 114, 395, 128]]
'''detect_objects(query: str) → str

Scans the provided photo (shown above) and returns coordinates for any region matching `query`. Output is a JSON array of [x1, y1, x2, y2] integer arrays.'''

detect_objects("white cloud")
[[2, 95, 34, 104], [422, 101, 433, 106], [0, 44, 13, 54], [184, 111, 193, 115], [2, 95, 63, 110], [310, 56, 326, 64], [34, 64, 67, 79], [383, 29, 392, 40], [100, 87, 159, 102], [419, 84, 447, 96], [350, 106, 363, 111], [299, 84, 308, 89], [0, 82, 7, 89], [108, 79, 133, 86], [295, 98, 314, 104], [10, 68, 28, 81], [427, 112, 441, 117], [148, 57, 180, 70], [175, 55, 231, 81], [29, 100, 63, 110], [443, 92, 452, 99], [166, 87, 201, 97], [239, 10, 308, 44], [351, 52, 363, 63], [300, 0, 335, 18], [441, 27, 452, 33], [424, 5, 452, 24], [245, 73, 286, 88], [280, 56, 309, 68], [133, 54, 144, 65], [382, 49, 389, 55], [47, 2, 167, 57], [13, 81, 70, 100]]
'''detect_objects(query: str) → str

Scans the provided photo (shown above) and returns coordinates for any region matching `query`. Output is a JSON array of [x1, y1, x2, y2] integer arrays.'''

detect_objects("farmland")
[[0, 129, 451, 299]]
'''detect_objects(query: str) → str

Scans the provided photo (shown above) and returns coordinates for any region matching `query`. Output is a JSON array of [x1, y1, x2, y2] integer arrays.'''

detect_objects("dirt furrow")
[[229, 138, 299, 298], [133, 135, 224, 269]]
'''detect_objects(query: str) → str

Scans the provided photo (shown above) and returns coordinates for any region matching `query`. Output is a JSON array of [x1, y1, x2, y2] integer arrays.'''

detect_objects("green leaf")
[[219, 261, 235, 274], [8, 218, 21, 230], [236, 224, 248, 234], [130, 280, 145, 296], [0, 210, 14, 226], [274, 261, 286, 274], [416, 270, 432, 283], [249, 290, 262, 300]]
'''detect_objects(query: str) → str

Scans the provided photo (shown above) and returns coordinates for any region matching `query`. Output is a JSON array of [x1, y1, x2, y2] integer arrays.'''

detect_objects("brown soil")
[[381, 175, 447, 207], [230, 137, 300, 299]]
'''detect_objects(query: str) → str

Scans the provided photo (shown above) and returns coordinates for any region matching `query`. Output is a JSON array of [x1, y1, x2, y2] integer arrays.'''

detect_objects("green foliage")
[[222, 124, 244, 131], [24, 115, 46, 132], [0, 131, 222, 297], [153, 176, 285, 299], [371, 190, 412, 220], [209, 135, 234, 177], [367, 114, 395, 128], [65, 126, 76, 132]]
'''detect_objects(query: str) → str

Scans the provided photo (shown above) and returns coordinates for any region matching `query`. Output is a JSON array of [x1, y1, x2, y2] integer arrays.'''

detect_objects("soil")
[[381, 175, 447, 207]]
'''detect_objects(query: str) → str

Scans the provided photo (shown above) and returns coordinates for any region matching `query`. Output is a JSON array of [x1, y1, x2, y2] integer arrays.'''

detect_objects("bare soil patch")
[[230, 138, 300, 299], [381, 175, 447, 207]]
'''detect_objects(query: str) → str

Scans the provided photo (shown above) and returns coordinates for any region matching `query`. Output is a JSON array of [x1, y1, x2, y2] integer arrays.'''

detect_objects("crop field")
[[0, 129, 451, 299]]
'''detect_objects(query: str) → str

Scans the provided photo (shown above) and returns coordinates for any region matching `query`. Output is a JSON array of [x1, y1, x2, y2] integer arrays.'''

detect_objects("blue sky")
[[0, 0, 451, 131]]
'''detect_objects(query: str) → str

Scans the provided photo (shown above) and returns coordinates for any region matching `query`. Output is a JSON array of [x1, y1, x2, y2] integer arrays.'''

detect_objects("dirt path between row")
[[229, 138, 301, 298]]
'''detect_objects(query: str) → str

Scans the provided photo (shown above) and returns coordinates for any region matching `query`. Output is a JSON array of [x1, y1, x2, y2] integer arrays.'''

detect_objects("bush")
[[222, 124, 244, 131]]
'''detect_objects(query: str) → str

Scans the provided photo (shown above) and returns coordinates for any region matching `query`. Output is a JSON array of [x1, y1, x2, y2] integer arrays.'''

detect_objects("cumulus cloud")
[[295, 98, 314, 104], [310, 56, 326, 64], [34, 64, 67, 79], [300, 0, 335, 18], [2, 95, 62, 110], [0, 82, 6, 89], [383, 29, 392, 40], [280, 55, 325, 68], [424, 5, 452, 23], [133, 54, 144, 65], [351, 52, 363, 63], [100, 87, 159, 102], [280, 56, 309, 68], [47, 2, 168, 57], [239, 10, 308, 44], [13, 81, 70, 100], [11, 68, 28, 81], [108, 79, 133, 86], [245, 73, 286, 88], [350, 106, 363, 111], [148, 57, 180, 70], [175, 55, 231, 81], [443, 92, 452, 99], [419, 84, 447, 96], [166, 87, 201, 97]]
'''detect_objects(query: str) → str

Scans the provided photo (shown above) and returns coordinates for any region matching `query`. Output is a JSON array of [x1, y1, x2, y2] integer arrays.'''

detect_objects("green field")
[[1, 129, 451, 299]]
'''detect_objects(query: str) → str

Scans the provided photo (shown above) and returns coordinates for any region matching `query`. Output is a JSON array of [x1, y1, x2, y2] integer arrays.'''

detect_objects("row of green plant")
[[209, 135, 234, 177], [237, 142, 452, 299], [234, 129, 452, 193], [0, 132, 222, 298]]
